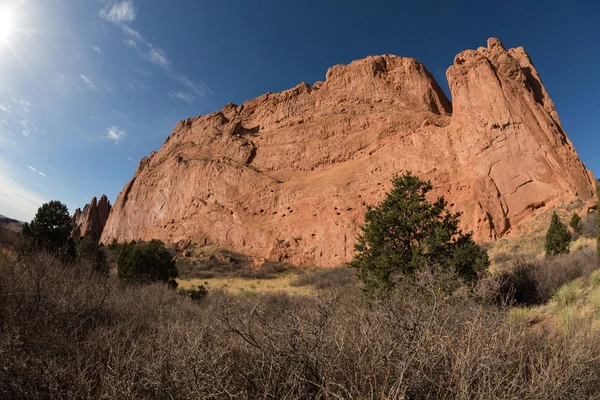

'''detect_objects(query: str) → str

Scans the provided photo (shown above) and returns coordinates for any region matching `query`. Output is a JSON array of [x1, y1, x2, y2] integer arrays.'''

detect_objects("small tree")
[[569, 213, 582, 234], [349, 172, 489, 294], [545, 212, 571, 256], [23, 200, 72, 254], [117, 240, 178, 286], [76, 237, 108, 274]]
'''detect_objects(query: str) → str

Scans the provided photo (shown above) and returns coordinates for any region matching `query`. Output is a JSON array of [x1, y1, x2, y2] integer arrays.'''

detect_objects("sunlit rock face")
[[101, 38, 596, 267], [72, 195, 111, 242]]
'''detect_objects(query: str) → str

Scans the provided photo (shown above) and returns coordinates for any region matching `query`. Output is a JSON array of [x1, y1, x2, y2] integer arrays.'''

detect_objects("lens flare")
[[0, 7, 14, 41]]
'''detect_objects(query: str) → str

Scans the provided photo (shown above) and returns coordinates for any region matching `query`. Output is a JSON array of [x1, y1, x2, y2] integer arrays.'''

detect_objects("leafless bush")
[[497, 247, 598, 305], [2, 252, 600, 398], [290, 266, 358, 290], [0, 222, 21, 249], [581, 210, 598, 238], [177, 250, 292, 280]]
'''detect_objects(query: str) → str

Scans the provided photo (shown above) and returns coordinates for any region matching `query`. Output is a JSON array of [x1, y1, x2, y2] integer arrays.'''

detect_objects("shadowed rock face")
[[100, 38, 596, 267], [72, 195, 111, 242]]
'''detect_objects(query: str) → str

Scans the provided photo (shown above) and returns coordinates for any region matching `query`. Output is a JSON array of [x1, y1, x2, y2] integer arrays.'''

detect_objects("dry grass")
[[571, 236, 597, 253], [590, 269, 600, 288], [177, 275, 318, 296], [552, 280, 582, 308], [486, 202, 595, 272]]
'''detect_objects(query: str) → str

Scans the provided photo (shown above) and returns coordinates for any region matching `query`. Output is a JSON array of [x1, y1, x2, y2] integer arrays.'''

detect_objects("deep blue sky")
[[0, 0, 599, 221]]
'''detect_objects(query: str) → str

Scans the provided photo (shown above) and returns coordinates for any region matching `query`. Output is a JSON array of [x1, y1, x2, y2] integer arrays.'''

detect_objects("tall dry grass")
[[2, 251, 600, 398]]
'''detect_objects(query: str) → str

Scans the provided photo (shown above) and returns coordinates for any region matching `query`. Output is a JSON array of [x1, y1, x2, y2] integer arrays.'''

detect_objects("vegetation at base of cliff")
[[117, 240, 178, 286], [545, 211, 571, 256], [570, 212, 582, 234], [350, 171, 489, 295], [3, 247, 600, 399], [3, 199, 600, 398]]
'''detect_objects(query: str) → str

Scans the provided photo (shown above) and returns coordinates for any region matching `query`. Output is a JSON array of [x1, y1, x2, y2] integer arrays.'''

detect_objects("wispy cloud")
[[19, 100, 30, 114], [38, 171, 46, 177], [21, 120, 31, 136], [169, 91, 194, 102], [99, 1, 136, 23], [91, 45, 103, 54], [106, 126, 126, 143], [99, 0, 209, 99], [174, 74, 211, 97], [80, 74, 96, 90], [121, 25, 143, 41], [0, 89, 42, 141], [28, 165, 36, 172], [124, 38, 137, 48], [128, 79, 150, 92], [146, 44, 170, 68], [0, 159, 46, 222]]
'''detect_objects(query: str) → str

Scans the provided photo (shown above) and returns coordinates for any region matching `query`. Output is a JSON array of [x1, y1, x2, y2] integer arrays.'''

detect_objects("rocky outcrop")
[[72, 195, 111, 242], [100, 38, 596, 267]]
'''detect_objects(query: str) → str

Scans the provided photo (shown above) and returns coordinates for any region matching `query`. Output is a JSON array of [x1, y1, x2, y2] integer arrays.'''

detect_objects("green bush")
[[117, 240, 178, 286], [349, 171, 489, 294], [545, 212, 571, 256], [569, 213, 582, 234], [76, 237, 107, 274]]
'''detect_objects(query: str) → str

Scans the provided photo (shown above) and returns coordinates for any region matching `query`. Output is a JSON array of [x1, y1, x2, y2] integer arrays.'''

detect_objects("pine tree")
[[23, 200, 72, 255], [545, 212, 571, 256], [569, 213, 582, 234], [349, 172, 489, 294]]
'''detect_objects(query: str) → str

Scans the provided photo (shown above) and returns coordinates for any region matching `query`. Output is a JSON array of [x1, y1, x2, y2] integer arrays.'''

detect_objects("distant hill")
[[0, 214, 24, 225]]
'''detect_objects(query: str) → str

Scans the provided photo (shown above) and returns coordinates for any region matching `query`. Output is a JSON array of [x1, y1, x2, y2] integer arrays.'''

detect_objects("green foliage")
[[181, 285, 208, 301], [22, 200, 72, 254], [117, 240, 178, 286], [76, 237, 108, 274], [349, 171, 489, 294], [545, 212, 571, 256], [569, 213, 582, 234]]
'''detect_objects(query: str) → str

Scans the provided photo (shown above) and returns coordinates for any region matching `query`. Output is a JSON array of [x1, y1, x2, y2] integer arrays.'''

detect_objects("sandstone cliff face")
[[101, 38, 596, 267], [72, 195, 111, 242]]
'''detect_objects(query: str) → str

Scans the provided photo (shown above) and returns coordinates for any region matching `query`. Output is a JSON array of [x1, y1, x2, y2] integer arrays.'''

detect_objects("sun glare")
[[0, 7, 15, 42]]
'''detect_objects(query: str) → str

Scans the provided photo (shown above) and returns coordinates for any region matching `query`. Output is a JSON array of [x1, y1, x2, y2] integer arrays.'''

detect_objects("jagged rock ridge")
[[100, 38, 596, 267], [72, 195, 111, 242]]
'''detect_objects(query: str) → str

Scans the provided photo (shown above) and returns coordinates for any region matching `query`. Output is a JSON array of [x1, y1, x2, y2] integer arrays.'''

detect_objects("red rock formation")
[[101, 38, 596, 266], [72, 195, 111, 242]]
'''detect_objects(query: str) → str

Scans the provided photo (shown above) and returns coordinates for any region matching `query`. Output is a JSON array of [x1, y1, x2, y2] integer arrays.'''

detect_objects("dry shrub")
[[497, 247, 598, 305], [2, 252, 600, 398], [176, 249, 291, 280], [290, 267, 358, 290], [581, 210, 598, 238], [0, 222, 22, 249]]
